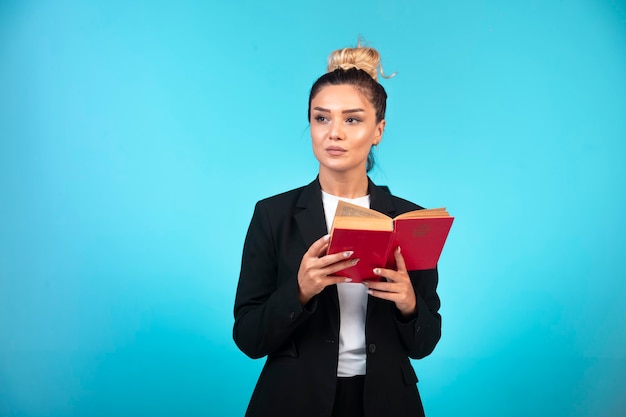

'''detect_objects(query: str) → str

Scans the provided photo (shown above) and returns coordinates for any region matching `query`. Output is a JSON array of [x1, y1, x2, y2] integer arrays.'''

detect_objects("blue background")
[[1, 1, 625, 416]]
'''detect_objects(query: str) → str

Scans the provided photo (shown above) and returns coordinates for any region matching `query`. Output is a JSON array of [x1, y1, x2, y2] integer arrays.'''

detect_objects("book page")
[[394, 208, 450, 220], [335, 200, 390, 219], [332, 216, 392, 231]]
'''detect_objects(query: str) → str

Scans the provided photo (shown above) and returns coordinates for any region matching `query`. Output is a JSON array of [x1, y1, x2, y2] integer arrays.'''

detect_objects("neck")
[[318, 169, 369, 199]]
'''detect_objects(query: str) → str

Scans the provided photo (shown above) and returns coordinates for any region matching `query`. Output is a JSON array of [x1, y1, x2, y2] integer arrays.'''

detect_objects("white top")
[[322, 190, 369, 377]]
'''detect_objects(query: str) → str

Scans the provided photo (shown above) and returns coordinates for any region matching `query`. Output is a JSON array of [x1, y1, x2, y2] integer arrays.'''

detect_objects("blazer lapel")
[[295, 177, 397, 240], [294, 178, 328, 247], [368, 178, 398, 218]]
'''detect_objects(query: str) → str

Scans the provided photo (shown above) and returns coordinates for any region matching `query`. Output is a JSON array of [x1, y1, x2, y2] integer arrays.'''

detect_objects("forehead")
[[311, 84, 373, 111]]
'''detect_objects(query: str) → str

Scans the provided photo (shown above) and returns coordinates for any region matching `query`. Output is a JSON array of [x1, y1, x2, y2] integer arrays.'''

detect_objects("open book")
[[327, 200, 454, 282]]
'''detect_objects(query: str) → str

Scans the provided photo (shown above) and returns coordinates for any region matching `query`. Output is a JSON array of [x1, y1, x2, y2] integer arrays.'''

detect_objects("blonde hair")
[[325, 41, 395, 81]]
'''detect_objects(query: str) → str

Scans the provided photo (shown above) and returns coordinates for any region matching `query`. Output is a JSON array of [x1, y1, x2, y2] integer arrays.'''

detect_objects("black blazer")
[[233, 178, 442, 417]]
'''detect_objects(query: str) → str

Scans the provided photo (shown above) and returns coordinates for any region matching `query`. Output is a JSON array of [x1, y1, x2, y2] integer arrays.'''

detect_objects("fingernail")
[[373, 268, 381, 275], [324, 234, 330, 242], [397, 246, 401, 253], [343, 251, 354, 258], [344, 278, 352, 283], [362, 281, 369, 287], [367, 290, 374, 296], [350, 258, 360, 266]]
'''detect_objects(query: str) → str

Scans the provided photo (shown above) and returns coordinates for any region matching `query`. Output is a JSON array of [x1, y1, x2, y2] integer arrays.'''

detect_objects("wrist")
[[298, 288, 312, 306], [398, 302, 418, 321]]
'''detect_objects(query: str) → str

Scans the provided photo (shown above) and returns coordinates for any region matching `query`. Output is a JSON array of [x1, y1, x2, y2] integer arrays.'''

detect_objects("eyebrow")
[[313, 106, 365, 114]]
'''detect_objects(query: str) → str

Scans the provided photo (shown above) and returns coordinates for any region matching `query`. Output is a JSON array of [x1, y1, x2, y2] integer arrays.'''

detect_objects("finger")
[[312, 244, 359, 270], [322, 257, 360, 276], [394, 246, 408, 273], [372, 267, 403, 283], [365, 287, 399, 302], [325, 274, 354, 285], [364, 280, 398, 293]]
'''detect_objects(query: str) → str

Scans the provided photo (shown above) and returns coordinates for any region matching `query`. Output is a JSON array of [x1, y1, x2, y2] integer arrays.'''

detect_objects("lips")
[[325, 146, 347, 156]]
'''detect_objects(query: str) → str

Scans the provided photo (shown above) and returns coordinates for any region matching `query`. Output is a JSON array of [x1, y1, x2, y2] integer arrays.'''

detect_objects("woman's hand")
[[298, 235, 359, 305], [364, 247, 417, 317]]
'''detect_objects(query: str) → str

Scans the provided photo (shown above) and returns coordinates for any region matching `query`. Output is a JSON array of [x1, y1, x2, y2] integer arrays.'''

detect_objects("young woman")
[[233, 44, 442, 417]]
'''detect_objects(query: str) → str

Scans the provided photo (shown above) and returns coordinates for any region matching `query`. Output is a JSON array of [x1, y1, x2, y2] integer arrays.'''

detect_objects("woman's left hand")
[[364, 246, 417, 317]]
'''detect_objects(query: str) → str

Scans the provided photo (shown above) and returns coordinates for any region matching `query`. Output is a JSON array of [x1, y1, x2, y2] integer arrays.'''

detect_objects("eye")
[[346, 117, 361, 124], [314, 115, 328, 123]]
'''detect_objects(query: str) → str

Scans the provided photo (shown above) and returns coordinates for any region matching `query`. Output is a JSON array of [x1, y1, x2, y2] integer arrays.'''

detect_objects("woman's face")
[[309, 84, 385, 176]]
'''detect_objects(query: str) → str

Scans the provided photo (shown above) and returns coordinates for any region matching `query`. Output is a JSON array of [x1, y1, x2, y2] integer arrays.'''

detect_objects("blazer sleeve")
[[233, 200, 316, 359], [394, 267, 442, 359]]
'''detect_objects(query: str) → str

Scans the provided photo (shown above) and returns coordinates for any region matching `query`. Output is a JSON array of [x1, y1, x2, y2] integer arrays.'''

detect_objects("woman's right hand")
[[297, 235, 359, 305]]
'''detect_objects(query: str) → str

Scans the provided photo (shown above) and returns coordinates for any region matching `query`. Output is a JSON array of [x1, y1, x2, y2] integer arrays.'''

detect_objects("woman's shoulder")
[[257, 186, 306, 206], [388, 193, 425, 211], [255, 179, 319, 210], [369, 181, 425, 213]]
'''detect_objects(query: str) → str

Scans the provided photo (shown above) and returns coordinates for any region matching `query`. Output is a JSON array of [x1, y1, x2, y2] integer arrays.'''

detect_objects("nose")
[[329, 122, 344, 140]]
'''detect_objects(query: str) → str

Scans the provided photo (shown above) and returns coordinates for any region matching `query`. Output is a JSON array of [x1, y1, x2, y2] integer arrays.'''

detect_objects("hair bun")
[[326, 44, 393, 81]]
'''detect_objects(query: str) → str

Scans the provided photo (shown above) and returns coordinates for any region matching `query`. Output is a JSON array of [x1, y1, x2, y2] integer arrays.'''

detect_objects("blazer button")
[[289, 311, 296, 320], [368, 344, 376, 354]]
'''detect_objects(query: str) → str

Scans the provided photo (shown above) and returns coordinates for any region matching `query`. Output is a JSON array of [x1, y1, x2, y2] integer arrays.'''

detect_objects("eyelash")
[[313, 116, 361, 124]]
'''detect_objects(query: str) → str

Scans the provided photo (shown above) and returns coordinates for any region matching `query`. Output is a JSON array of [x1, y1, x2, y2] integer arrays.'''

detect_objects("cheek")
[[310, 125, 325, 144], [355, 131, 375, 149]]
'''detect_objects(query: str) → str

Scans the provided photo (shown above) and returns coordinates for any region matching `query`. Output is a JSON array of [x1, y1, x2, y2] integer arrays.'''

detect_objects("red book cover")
[[328, 228, 393, 282], [327, 201, 453, 282], [386, 216, 454, 271]]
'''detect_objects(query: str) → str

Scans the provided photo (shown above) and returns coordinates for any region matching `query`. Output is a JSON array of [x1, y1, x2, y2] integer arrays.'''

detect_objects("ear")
[[374, 119, 386, 145]]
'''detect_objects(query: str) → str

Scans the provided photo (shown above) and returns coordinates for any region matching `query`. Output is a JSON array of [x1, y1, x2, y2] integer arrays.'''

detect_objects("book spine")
[[384, 221, 399, 270]]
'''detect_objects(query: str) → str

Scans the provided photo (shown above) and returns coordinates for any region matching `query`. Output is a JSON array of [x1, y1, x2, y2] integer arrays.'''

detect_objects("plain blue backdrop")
[[1, 1, 625, 416]]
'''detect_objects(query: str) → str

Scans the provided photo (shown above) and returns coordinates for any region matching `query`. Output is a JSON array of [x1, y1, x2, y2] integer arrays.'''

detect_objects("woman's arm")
[[365, 248, 442, 359], [232, 201, 312, 359], [395, 267, 442, 359], [232, 201, 353, 359]]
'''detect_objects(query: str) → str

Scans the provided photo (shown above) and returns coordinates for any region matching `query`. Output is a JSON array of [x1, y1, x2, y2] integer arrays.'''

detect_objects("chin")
[[320, 163, 364, 175]]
